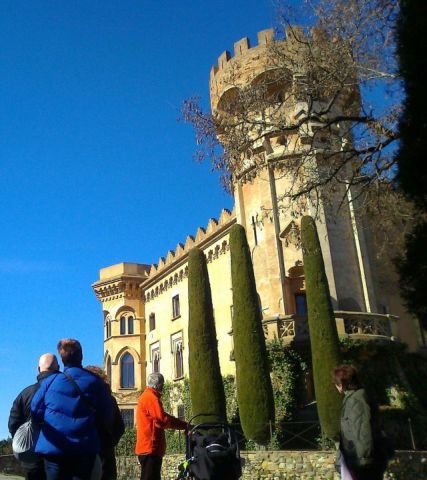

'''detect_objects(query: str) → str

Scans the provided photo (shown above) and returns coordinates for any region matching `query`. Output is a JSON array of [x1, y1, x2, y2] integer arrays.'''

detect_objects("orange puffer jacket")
[[135, 387, 187, 457]]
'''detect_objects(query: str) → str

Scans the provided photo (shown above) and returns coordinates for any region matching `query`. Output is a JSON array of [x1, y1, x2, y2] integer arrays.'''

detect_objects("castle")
[[92, 28, 420, 426]]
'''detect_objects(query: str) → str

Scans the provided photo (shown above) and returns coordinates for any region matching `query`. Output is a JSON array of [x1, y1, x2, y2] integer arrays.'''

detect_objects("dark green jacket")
[[340, 388, 374, 468]]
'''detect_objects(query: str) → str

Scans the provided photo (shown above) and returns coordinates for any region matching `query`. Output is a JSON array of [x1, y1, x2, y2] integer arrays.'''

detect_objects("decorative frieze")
[[144, 238, 230, 303], [93, 278, 143, 303]]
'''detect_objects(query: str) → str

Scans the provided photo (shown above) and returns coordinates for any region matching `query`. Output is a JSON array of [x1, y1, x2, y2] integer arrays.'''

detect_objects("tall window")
[[106, 356, 112, 384], [295, 293, 308, 316], [105, 315, 111, 339], [149, 313, 156, 332], [128, 316, 134, 334], [120, 352, 135, 388], [118, 311, 135, 335], [150, 342, 160, 374], [172, 332, 184, 379], [177, 405, 185, 421], [120, 409, 134, 428], [120, 316, 126, 335], [172, 295, 180, 319]]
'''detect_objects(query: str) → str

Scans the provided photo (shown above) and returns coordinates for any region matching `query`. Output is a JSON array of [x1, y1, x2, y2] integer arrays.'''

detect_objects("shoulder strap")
[[63, 371, 96, 413]]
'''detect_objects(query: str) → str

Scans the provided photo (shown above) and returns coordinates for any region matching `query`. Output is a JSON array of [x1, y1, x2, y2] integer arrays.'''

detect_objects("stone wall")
[[3, 451, 426, 479], [0, 455, 25, 476], [117, 451, 427, 480]]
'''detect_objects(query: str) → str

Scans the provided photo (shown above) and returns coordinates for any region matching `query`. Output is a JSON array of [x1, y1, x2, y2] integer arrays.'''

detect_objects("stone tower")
[[92, 262, 149, 417], [209, 28, 380, 327]]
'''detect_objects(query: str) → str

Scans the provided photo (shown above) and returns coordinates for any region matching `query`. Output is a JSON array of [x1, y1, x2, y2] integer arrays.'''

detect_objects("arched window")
[[120, 316, 126, 335], [106, 356, 112, 384], [153, 351, 160, 373], [149, 342, 160, 374], [174, 340, 184, 379], [120, 352, 135, 388], [171, 331, 184, 379], [128, 316, 134, 335], [105, 314, 112, 339]]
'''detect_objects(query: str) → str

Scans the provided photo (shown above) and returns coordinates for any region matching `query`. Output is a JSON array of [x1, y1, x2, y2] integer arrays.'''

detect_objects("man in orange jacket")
[[136, 373, 187, 480]]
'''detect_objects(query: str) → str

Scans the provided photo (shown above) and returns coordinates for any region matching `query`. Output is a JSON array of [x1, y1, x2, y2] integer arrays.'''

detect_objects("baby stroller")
[[178, 413, 242, 480]]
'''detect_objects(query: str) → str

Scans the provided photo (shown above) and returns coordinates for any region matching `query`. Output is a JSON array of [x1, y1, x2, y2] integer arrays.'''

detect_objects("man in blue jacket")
[[31, 339, 112, 480]]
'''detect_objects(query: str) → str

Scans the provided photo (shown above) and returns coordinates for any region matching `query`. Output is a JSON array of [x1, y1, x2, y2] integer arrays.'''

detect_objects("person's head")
[[57, 339, 83, 367], [85, 365, 110, 388], [147, 373, 164, 392], [38, 353, 59, 373], [332, 364, 362, 394]]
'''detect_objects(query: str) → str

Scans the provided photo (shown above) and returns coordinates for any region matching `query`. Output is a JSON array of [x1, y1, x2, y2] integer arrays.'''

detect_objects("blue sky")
[[0, 0, 279, 439]]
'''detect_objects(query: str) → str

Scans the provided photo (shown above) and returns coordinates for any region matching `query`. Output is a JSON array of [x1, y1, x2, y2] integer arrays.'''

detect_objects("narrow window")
[[177, 405, 185, 421], [120, 316, 126, 335], [172, 295, 180, 319], [251, 215, 258, 246], [120, 409, 134, 428], [152, 349, 160, 373], [150, 342, 160, 374], [172, 337, 184, 379], [149, 313, 156, 332], [105, 315, 111, 339], [128, 316, 134, 335], [106, 356, 112, 385], [295, 293, 308, 316], [120, 352, 135, 388]]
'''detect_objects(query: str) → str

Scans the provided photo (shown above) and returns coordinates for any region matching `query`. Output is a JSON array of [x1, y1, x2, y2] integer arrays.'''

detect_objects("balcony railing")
[[262, 311, 398, 343]]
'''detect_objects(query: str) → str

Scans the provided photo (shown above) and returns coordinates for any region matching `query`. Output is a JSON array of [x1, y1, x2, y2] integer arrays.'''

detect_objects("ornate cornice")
[[141, 208, 235, 293], [92, 275, 145, 302]]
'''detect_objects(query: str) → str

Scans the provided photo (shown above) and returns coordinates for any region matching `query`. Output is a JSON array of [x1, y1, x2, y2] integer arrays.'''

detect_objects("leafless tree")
[[182, 0, 407, 226]]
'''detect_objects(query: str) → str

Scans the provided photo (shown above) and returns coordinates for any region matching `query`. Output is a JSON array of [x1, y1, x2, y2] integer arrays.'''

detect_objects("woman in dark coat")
[[86, 366, 125, 480], [332, 365, 388, 480]]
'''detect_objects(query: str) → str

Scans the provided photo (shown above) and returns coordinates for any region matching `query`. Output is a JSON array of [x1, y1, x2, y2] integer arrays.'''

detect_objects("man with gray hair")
[[136, 373, 187, 480], [9, 353, 60, 480]]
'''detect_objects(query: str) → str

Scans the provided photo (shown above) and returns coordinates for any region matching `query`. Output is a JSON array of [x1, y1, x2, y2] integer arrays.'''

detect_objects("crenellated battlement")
[[145, 207, 235, 281], [210, 29, 275, 77], [209, 26, 329, 112]]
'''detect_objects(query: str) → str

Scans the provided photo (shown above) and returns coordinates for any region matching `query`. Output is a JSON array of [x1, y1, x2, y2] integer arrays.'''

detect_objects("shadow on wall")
[[339, 298, 362, 311]]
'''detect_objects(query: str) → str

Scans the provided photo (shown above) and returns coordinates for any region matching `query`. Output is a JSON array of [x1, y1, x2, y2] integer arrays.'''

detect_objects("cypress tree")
[[188, 247, 226, 423], [229, 224, 275, 444], [397, 0, 427, 211], [301, 215, 342, 440], [396, 1, 427, 333]]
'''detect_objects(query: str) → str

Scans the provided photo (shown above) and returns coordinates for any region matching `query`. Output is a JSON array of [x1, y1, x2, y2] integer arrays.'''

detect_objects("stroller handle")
[[188, 413, 226, 425]]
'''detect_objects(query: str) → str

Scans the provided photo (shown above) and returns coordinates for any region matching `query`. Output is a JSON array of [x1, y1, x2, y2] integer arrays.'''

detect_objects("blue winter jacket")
[[31, 366, 112, 456]]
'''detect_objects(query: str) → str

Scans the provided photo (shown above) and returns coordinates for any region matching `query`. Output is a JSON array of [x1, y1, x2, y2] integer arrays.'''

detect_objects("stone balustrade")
[[263, 311, 397, 343]]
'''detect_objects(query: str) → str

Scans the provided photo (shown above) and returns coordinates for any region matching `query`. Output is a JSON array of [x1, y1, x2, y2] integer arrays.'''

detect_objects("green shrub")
[[301, 215, 342, 441], [116, 427, 136, 456], [267, 339, 308, 421], [188, 247, 226, 424], [0, 438, 12, 455], [229, 224, 275, 445], [399, 351, 427, 412]]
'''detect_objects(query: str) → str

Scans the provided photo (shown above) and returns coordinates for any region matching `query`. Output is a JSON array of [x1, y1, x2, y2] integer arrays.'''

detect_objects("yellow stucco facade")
[[92, 29, 421, 423]]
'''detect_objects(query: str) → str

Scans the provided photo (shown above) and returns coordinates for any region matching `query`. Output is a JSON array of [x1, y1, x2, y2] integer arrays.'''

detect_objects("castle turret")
[[209, 28, 378, 328], [92, 262, 150, 422]]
